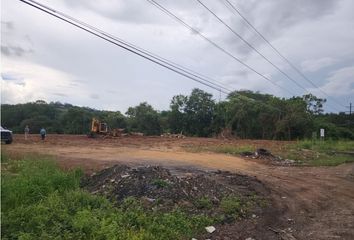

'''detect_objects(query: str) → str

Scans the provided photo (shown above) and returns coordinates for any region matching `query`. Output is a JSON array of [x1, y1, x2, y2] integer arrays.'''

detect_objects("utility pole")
[[350, 102, 352, 115], [346, 102, 352, 115]]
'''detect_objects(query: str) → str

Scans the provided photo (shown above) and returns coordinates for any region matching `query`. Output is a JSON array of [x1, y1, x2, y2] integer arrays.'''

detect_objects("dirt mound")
[[82, 165, 269, 217]]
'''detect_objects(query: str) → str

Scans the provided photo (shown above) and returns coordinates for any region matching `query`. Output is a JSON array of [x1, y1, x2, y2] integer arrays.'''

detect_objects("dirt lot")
[[3, 134, 354, 240]]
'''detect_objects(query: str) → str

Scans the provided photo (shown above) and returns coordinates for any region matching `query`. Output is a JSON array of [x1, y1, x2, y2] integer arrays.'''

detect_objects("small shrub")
[[151, 179, 170, 188], [194, 197, 212, 209], [220, 196, 244, 217], [298, 141, 312, 149]]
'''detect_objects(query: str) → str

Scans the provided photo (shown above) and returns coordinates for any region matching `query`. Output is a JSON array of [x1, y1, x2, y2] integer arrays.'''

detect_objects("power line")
[[146, 0, 296, 97], [146, 0, 342, 114], [199, 0, 344, 113], [19, 0, 283, 114], [19, 0, 311, 115], [19, 0, 231, 94], [221, 0, 346, 110], [29, 0, 233, 93], [197, 0, 309, 93]]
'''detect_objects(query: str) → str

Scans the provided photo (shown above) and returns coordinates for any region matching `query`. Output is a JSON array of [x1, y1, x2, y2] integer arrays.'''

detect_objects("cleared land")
[[3, 134, 354, 239]]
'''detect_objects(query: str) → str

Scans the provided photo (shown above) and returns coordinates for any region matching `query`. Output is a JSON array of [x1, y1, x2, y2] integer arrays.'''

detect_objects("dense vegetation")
[[1, 89, 353, 140], [1, 154, 213, 239]]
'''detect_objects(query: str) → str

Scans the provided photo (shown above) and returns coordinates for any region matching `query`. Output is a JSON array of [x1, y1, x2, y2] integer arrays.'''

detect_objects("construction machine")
[[88, 118, 125, 138], [88, 118, 108, 137]]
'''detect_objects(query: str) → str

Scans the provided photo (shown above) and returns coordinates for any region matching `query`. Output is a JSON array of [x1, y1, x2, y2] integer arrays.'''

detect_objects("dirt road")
[[3, 134, 354, 239]]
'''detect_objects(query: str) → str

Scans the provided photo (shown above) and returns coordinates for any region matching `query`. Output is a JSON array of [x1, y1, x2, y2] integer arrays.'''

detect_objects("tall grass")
[[295, 139, 354, 152], [186, 145, 255, 155], [1, 155, 212, 240], [289, 140, 354, 166]]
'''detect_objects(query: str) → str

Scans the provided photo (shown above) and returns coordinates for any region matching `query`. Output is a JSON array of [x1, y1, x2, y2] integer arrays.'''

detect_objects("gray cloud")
[[62, 0, 166, 24], [1, 20, 34, 57], [254, 0, 338, 37], [90, 93, 100, 99], [220, 0, 340, 56], [1, 72, 26, 86], [1, 46, 10, 56], [106, 89, 118, 94], [1, 45, 26, 56], [1, 20, 14, 29], [53, 92, 68, 97], [301, 57, 338, 72]]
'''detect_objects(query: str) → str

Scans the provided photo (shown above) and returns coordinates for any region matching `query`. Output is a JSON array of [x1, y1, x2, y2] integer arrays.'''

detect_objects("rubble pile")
[[241, 148, 296, 165], [82, 165, 267, 216]]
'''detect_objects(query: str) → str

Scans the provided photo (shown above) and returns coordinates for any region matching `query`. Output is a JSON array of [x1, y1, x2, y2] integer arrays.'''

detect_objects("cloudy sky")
[[1, 0, 353, 113]]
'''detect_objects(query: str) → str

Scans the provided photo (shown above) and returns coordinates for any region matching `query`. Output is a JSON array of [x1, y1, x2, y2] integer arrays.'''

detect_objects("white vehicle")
[[1, 126, 13, 144]]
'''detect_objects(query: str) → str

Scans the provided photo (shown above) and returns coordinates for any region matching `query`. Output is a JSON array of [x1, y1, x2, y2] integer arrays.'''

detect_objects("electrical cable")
[[147, 0, 295, 97], [222, 0, 346, 110], [19, 0, 305, 114], [197, 0, 309, 93], [19, 0, 230, 94]]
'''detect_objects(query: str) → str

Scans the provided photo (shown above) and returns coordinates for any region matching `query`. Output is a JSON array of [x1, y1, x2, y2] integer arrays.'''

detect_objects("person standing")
[[40, 127, 46, 141], [24, 125, 30, 140]]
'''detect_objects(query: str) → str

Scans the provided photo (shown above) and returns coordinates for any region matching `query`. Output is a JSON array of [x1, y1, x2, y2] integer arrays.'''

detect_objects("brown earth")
[[2, 134, 354, 240]]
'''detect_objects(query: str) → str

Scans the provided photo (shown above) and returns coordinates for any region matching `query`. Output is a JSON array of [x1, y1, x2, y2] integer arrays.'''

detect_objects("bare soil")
[[3, 134, 354, 240]]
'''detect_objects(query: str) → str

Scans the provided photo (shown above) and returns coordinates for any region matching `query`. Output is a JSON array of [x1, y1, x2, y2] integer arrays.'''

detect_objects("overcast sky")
[[1, 0, 353, 113]]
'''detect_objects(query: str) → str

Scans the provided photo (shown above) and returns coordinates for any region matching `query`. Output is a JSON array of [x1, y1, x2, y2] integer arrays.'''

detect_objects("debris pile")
[[82, 165, 268, 216], [241, 148, 296, 166]]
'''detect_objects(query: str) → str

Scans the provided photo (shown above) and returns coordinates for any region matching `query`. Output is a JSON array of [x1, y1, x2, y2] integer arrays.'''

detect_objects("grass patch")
[[284, 140, 354, 166], [212, 145, 255, 155], [186, 145, 254, 156], [295, 139, 354, 152], [151, 179, 170, 188], [220, 196, 250, 218], [194, 197, 213, 210], [307, 154, 354, 166], [1, 154, 213, 240]]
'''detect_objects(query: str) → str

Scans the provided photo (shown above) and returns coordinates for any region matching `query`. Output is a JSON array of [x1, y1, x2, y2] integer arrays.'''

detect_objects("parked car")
[[1, 126, 13, 144]]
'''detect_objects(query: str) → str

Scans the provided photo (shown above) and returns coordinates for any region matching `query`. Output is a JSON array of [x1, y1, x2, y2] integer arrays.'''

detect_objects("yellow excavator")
[[88, 118, 125, 138], [88, 118, 108, 137]]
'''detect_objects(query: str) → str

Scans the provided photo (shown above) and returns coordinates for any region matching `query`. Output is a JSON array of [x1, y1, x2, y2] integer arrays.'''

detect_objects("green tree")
[[211, 101, 228, 136], [225, 95, 262, 138], [303, 93, 326, 115], [184, 89, 215, 137], [275, 97, 313, 140], [168, 95, 188, 134], [126, 102, 161, 135], [100, 111, 127, 129], [61, 108, 92, 134]]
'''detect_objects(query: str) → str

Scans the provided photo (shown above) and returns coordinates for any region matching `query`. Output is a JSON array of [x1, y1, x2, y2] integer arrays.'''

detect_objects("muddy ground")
[[3, 134, 354, 240]]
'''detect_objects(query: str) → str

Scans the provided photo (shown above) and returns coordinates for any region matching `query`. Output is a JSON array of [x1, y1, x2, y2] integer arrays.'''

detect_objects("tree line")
[[1, 89, 353, 140]]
